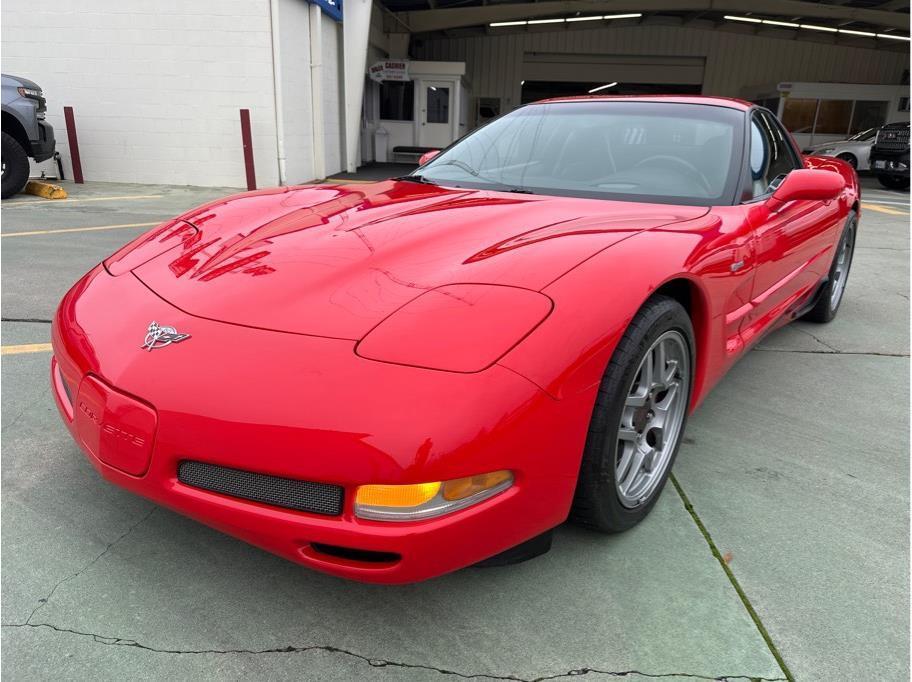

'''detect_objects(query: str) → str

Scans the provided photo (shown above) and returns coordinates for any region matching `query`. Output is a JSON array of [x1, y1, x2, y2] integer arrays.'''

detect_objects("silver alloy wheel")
[[615, 330, 690, 508], [829, 224, 855, 309]]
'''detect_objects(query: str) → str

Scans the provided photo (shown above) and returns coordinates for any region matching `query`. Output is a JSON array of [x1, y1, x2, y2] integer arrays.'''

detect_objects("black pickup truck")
[[870, 122, 910, 190]]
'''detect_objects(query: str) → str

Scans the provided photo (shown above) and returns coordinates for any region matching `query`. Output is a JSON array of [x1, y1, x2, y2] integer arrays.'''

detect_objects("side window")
[[749, 112, 800, 199]]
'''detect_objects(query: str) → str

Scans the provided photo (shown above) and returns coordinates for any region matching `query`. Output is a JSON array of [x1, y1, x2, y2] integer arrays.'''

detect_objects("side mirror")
[[767, 169, 845, 212], [418, 150, 440, 166]]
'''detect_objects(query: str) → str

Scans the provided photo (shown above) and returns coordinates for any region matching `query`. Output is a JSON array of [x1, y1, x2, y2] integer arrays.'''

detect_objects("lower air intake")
[[177, 460, 343, 516]]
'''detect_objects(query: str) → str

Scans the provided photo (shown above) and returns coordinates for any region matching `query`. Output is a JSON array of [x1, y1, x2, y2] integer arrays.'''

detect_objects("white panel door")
[[418, 80, 453, 149]]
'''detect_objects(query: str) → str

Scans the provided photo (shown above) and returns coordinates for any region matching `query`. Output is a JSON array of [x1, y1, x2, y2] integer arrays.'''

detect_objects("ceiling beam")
[[395, 0, 911, 33]]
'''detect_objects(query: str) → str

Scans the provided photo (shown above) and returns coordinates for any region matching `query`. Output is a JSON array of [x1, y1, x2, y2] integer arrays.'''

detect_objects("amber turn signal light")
[[354, 470, 513, 521]]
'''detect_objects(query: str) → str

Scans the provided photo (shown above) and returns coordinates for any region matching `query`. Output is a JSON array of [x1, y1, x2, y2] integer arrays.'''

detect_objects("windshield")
[[415, 101, 744, 206], [848, 128, 876, 141]]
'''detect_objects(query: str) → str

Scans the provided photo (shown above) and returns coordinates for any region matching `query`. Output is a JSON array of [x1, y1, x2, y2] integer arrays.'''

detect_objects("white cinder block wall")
[[1, 0, 347, 187]]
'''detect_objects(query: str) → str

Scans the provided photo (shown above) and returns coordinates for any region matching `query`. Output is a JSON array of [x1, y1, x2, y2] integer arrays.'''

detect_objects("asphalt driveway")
[[1, 177, 908, 681]]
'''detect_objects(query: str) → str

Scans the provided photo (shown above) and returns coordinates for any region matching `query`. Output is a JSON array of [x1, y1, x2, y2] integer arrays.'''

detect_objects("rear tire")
[[2, 132, 30, 199], [877, 174, 910, 190], [570, 296, 694, 532], [802, 211, 857, 323]]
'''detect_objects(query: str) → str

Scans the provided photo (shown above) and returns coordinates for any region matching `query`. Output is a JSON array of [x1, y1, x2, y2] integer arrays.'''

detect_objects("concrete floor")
[[1, 177, 908, 681]]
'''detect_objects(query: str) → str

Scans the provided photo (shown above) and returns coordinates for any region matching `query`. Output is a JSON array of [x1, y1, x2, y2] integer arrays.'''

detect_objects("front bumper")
[[870, 152, 910, 178], [51, 265, 592, 583], [30, 120, 55, 163]]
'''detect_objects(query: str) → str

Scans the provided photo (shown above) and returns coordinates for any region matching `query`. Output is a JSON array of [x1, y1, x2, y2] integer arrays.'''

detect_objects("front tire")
[[836, 153, 857, 169], [570, 296, 694, 532], [802, 211, 857, 323], [877, 174, 910, 190], [2, 132, 30, 199]]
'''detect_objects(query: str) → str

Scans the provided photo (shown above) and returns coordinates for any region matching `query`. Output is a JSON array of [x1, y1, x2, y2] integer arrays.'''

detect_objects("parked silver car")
[[802, 128, 877, 171], [2, 73, 56, 198]]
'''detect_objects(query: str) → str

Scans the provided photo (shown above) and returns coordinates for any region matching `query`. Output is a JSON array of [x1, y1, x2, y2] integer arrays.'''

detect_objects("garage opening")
[[521, 53, 705, 103], [521, 81, 700, 103]]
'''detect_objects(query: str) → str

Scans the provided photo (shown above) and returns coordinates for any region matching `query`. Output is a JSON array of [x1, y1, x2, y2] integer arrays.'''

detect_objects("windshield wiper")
[[395, 167, 534, 195], [433, 160, 535, 195], [394, 174, 438, 185]]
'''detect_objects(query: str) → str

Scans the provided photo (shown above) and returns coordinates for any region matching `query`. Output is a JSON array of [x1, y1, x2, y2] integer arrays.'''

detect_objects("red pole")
[[63, 106, 84, 184], [239, 109, 256, 191]]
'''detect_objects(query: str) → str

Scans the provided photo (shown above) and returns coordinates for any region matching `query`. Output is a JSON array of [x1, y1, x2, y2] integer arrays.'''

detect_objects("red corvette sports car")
[[52, 96, 858, 583]]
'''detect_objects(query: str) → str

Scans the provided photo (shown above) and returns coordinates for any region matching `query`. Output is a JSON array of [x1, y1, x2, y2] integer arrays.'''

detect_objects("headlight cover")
[[355, 283, 553, 373], [355, 471, 513, 521]]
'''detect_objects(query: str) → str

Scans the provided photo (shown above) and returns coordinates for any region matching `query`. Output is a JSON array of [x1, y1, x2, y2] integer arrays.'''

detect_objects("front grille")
[[178, 460, 343, 516], [874, 128, 910, 153]]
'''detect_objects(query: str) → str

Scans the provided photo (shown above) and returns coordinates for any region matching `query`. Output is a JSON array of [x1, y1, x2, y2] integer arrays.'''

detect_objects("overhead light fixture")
[[490, 13, 641, 28], [724, 14, 909, 41], [588, 82, 618, 93], [801, 24, 838, 33]]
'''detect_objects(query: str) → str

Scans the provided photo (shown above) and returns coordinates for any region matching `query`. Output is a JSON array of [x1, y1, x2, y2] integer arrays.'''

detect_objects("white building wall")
[[1, 0, 282, 187], [276, 0, 316, 183], [2, 0, 350, 187], [322, 18, 344, 176], [413, 24, 909, 121]]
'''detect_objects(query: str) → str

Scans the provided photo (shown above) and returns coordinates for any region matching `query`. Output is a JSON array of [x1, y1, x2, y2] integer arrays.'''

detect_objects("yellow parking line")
[[3, 194, 163, 207], [861, 202, 909, 216], [1, 343, 52, 355], [1, 221, 159, 238]]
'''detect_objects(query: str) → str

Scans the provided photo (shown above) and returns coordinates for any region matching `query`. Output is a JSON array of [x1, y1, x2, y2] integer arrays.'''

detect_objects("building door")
[[419, 81, 452, 149]]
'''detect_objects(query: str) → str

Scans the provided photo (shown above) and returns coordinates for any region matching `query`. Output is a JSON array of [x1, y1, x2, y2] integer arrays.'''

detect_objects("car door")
[[742, 110, 844, 343]]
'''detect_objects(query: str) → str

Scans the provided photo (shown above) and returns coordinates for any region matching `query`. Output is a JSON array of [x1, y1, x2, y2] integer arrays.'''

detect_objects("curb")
[[24, 180, 68, 200]]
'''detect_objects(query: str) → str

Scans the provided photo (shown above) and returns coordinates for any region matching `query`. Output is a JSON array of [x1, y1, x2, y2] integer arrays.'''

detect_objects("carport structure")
[[364, 0, 909, 140]]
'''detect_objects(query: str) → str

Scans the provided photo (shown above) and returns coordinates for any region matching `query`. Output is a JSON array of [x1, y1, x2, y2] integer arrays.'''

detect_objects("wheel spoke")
[[619, 445, 650, 495], [655, 341, 667, 386], [662, 359, 678, 387], [626, 391, 648, 408], [654, 382, 679, 413], [618, 426, 638, 442]]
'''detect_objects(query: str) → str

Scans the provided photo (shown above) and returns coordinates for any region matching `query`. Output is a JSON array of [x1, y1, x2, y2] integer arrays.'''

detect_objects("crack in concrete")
[[669, 477, 794, 682], [0, 317, 53, 324], [753, 348, 909, 358], [791, 326, 841, 353], [24, 507, 157, 625], [2, 390, 50, 433], [0, 622, 785, 682]]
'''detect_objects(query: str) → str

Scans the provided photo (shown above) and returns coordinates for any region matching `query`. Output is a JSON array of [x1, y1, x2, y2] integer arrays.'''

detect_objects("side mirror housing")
[[418, 149, 440, 166], [767, 169, 845, 213]]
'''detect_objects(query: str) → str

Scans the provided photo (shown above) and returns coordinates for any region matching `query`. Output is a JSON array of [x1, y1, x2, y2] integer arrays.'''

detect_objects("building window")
[[781, 98, 818, 134], [426, 86, 450, 124], [815, 99, 854, 135], [379, 81, 414, 121], [851, 100, 889, 133]]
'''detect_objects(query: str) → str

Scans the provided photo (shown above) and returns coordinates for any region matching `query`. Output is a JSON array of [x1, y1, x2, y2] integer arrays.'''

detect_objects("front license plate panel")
[[74, 375, 157, 476]]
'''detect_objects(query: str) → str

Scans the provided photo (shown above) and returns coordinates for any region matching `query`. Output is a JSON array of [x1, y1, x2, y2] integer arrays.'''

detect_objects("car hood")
[[130, 180, 708, 339]]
